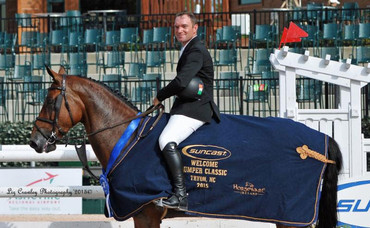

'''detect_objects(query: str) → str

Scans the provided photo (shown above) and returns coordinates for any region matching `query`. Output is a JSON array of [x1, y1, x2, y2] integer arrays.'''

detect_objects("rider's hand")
[[153, 97, 161, 106]]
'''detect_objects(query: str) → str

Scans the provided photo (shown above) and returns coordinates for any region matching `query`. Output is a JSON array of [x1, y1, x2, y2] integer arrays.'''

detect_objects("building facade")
[[2, 0, 368, 18]]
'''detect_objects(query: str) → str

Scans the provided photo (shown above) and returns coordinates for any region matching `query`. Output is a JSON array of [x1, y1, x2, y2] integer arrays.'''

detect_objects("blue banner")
[[107, 114, 327, 226]]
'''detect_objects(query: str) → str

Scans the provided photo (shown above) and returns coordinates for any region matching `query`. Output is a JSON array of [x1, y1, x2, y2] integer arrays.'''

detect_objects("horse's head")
[[30, 66, 83, 153]]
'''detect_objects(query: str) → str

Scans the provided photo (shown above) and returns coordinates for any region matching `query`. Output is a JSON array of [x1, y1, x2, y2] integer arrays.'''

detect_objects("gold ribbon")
[[296, 145, 336, 164]]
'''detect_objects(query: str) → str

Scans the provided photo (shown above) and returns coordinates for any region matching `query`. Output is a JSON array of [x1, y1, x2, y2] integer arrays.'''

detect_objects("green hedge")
[[0, 121, 34, 145], [0, 121, 87, 145]]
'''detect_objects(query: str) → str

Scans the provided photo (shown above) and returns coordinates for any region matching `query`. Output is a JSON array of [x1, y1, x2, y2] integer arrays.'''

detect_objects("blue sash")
[[99, 113, 142, 217]]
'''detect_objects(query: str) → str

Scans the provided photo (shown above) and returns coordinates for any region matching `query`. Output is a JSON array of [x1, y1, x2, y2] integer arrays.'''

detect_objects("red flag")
[[279, 22, 308, 49], [279, 27, 288, 49], [285, 22, 308, 43]]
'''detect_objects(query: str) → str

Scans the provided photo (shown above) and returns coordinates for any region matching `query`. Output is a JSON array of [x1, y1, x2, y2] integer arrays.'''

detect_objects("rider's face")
[[174, 15, 198, 46]]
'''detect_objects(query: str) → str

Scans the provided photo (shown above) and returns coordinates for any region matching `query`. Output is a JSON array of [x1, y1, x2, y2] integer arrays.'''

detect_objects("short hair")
[[175, 11, 197, 25]]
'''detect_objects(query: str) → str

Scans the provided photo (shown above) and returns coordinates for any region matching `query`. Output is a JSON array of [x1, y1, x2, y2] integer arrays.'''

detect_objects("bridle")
[[34, 74, 164, 147], [34, 74, 75, 147]]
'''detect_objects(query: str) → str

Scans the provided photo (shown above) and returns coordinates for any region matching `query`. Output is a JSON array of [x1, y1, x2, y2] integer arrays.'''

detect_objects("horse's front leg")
[[133, 203, 165, 228]]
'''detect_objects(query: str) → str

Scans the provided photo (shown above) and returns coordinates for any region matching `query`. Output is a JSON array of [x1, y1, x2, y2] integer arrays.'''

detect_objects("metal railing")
[[0, 77, 369, 123]]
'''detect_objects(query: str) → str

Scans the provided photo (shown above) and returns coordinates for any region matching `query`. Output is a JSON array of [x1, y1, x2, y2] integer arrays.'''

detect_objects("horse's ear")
[[58, 65, 66, 75], [45, 65, 62, 83]]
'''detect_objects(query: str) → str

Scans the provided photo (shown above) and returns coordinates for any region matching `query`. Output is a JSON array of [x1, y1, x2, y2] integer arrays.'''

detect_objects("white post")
[[349, 80, 363, 176], [278, 69, 287, 118], [284, 67, 298, 120]]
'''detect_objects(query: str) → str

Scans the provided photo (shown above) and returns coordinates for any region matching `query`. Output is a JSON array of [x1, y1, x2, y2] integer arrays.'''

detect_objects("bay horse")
[[29, 66, 342, 228]]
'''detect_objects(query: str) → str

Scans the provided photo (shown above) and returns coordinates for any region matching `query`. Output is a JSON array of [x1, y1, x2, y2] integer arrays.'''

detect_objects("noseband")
[[34, 74, 75, 146]]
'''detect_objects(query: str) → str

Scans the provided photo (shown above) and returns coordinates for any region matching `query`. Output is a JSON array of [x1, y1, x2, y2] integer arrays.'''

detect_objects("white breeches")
[[158, 114, 205, 150]]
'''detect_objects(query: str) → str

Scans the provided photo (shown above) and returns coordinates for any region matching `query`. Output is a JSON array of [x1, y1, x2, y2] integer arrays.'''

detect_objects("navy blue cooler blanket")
[[106, 113, 328, 226]]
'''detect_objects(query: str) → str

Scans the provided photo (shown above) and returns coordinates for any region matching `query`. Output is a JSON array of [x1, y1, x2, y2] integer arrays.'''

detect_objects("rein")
[[66, 103, 164, 143], [75, 104, 164, 181], [34, 74, 165, 180]]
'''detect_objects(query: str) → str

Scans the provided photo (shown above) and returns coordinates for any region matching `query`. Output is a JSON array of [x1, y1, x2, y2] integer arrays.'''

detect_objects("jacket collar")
[[178, 36, 199, 63]]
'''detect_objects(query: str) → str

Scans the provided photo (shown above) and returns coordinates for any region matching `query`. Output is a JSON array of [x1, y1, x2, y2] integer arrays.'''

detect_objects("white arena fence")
[[0, 145, 97, 162], [270, 47, 370, 178]]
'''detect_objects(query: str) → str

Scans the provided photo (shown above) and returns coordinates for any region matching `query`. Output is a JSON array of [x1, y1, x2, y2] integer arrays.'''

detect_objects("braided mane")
[[78, 76, 140, 112]]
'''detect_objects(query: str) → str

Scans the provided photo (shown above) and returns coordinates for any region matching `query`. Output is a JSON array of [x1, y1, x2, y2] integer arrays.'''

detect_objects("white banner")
[[337, 175, 370, 227], [0, 186, 104, 199], [0, 168, 82, 214]]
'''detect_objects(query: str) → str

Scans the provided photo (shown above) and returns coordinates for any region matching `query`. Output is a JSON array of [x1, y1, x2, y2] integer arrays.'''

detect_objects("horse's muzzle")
[[29, 132, 56, 153]]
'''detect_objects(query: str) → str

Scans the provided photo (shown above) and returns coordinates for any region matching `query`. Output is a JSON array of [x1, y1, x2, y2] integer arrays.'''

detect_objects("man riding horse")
[[153, 11, 220, 211]]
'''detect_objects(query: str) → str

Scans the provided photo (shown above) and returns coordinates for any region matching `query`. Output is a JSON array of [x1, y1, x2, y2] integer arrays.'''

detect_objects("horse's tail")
[[316, 136, 343, 228]]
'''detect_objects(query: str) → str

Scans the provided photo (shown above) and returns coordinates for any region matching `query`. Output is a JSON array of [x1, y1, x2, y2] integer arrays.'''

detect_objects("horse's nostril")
[[29, 140, 40, 152]]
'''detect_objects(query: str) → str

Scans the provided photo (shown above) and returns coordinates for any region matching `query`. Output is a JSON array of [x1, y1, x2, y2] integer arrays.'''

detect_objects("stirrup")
[[153, 198, 165, 207], [162, 193, 188, 211]]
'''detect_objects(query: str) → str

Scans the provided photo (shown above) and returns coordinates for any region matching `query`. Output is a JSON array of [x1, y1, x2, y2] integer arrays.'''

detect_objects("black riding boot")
[[162, 142, 188, 211]]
